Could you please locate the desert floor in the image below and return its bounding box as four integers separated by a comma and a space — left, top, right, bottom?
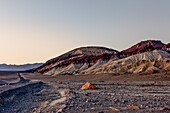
0, 72, 170, 113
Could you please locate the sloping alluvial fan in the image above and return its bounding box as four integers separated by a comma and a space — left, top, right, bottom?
33, 40, 170, 76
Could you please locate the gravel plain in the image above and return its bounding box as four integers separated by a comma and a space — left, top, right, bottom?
0, 73, 170, 113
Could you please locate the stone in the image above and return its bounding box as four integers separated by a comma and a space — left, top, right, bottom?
85, 93, 89, 96
98, 111, 104, 113
81, 82, 98, 89
160, 107, 170, 110
122, 100, 128, 104
140, 105, 143, 109
91, 107, 95, 110
109, 107, 120, 111
86, 99, 89, 103
57, 81, 62, 84
57, 108, 63, 113
128, 106, 140, 110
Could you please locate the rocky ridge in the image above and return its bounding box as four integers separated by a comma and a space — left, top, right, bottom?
32, 40, 170, 75
85, 50, 170, 74
32, 47, 118, 74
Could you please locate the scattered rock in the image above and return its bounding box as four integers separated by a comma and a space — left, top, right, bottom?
85, 93, 89, 96
140, 105, 143, 109
1, 80, 169, 113
57, 108, 63, 113
91, 107, 95, 110
160, 107, 170, 110
122, 100, 128, 103
85, 99, 89, 103
128, 106, 140, 110
57, 81, 62, 84
81, 82, 98, 89
109, 107, 120, 111
98, 111, 104, 113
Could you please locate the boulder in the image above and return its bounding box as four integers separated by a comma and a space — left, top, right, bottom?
81, 82, 98, 89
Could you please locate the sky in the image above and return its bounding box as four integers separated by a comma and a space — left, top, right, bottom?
0, 0, 170, 64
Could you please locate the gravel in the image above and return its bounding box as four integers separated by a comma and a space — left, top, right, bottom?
0, 80, 170, 113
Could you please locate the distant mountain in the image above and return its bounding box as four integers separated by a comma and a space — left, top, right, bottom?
0, 63, 43, 71
32, 40, 170, 75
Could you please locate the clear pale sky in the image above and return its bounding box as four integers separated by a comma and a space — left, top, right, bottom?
0, 0, 170, 64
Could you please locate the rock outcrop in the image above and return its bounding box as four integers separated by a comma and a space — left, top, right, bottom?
85, 50, 170, 74
32, 47, 118, 75
32, 40, 170, 75
163, 43, 170, 50
117, 40, 165, 57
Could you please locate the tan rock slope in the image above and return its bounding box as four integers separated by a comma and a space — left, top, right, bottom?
85, 50, 170, 74
43, 50, 170, 76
